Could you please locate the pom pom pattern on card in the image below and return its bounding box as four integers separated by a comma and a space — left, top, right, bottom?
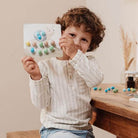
24, 24, 62, 58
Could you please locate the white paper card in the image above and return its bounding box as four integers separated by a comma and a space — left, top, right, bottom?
23, 24, 62, 59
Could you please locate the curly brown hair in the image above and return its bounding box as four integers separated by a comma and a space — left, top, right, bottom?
56, 7, 105, 51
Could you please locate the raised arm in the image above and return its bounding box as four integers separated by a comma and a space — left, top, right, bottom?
21, 56, 51, 109
69, 50, 104, 87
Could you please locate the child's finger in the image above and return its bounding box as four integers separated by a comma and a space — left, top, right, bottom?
25, 61, 35, 68
61, 47, 66, 53
59, 36, 67, 43
59, 40, 68, 48
60, 33, 72, 41
21, 56, 33, 61
22, 56, 35, 65
59, 43, 68, 50
28, 64, 35, 70
24, 56, 34, 63
60, 45, 64, 50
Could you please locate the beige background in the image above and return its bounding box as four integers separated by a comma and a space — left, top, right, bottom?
87, 0, 138, 83
0, 0, 137, 138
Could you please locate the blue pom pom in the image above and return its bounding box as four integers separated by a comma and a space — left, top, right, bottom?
37, 35, 42, 40
30, 47, 35, 53
111, 86, 115, 90
105, 89, 108, 93
93, 87, 97, 91
41, 31, 46, 36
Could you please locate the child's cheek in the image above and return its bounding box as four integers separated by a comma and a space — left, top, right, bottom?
82, 45, 89, 53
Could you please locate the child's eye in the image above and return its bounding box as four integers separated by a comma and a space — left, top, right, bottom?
82, 38, 88, 42
69, 33, 75, 37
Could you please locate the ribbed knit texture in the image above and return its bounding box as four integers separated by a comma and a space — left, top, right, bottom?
29, 50, 103, 130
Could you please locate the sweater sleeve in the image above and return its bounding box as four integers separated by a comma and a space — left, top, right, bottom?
29, 60, 51, 109
69, 50, 104, 88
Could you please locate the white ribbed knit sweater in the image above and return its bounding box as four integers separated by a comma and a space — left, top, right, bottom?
29, 50, 103, 130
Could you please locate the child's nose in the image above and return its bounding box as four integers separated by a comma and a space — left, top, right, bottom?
74, 38, 80, 46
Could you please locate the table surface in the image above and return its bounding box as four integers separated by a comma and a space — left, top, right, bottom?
91, 83, 138, 122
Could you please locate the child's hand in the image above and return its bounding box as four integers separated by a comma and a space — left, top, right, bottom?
59, 34, 80, 59
21, 56, 42, 80
88, 111, 97, 125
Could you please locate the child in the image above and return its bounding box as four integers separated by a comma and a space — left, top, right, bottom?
22, 7, 105, 138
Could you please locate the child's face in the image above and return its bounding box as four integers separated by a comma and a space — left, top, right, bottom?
62, 24, 92, 53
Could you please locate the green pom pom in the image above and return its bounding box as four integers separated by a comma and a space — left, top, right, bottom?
113, 89, 118, 93
38, 50, 42, 56
44, 49, 49, 54
132, 88, 136, 92
49, 46, 54, 52
99, 87, 102, 91
39, 42, 43, 48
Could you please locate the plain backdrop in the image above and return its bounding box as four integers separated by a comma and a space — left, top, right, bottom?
0, 0, 137, 138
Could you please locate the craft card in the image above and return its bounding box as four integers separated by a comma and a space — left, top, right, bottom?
23, 24, 62, 58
